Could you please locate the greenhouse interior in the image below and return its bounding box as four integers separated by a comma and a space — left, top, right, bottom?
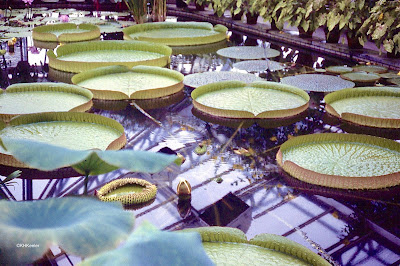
0, 0, 400, 265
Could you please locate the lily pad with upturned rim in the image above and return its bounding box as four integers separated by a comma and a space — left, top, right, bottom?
340, 72, 381, 86
325, 66, 353, 75
32, 23, 100, 43
97, 178, 157, 205
183, 71, 263, 88
0, 112, 126, 169
276, 133, 400, 189
216, 46, 280, 60
0, 197, 135, 264
47, 40, 172, 73
280, 74, 355, 92
191, 80, 309, 119
181, 226, 331, 265
71, 65, 184, 100
352, 64, 388, 74
324, 86, 400, 129
123, 22, 228, 46
0, 83, 93, 122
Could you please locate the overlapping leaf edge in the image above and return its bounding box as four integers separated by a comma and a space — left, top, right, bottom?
0, 83, 93, 122
324, 86, 400, 129
97, 178, 157, 205
181, 227, 331, 266
32, 23, 100, 42
276, 133, 400, 189
48, 40, 172, 73
191, 80, 309, 119
123, 22, 228, 46
0, 112, 126, 168
71, 65, 184, 100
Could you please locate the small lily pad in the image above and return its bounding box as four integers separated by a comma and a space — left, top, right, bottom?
97, 178, 157, 205
232, 60, 286, 72
352, 64, 388, 74
280, 74, 355, 92
325, 66, 353, 75
72, 65, 184, 100
217, 46, 280, 59
340, 72, 380, 86
276, 133, 400, 189
183, 71, 262, 88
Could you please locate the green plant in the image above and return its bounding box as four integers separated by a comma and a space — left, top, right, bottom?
251, 0, 282, 29
273, 0, 328, 34
115, 0, 148, 24
0, 170, 20, 199
360, 0, 400, 55
326, 0, 371, 39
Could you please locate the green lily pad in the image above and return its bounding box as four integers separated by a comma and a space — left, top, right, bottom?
32, 23, 100, 43
191, 80, 309, 118
216, 46, 280, 59
123, 22, 228, 46
352, 64, 388, 74
388, 78, 400, 87
71, 65, 184, 100
232, 60, 286, 72
0, 112, 126, 168
280, 74, 355, 92
183, 71, 262, 88
325, 66, 353, 75
379, 72, 400, 79
276, 133, 400, 189
0, 197, 135, 264
324, 86, 400, 129
0, 83, 93, 121
340, 72, 381, 86
80, 222, 214, 265
182, 227, 330, 265
48, 40, 172, 73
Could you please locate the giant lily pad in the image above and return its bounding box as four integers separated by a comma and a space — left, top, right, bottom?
1, 138, 177, 177
325, 66, 353, 75
123, 22, 228, 46
216, 46, 280, 60
183, 71, 262, 88
232, 60, 286, 72
0, 83, 93, 122
191, 80, 309, 119
47, 40, 172, 73
182, 227, 330, 265
0, 112, 126, 169
324, 86, 400, 129
0, 197, 135, 264
340, 72, 380, 86
280, 74, 355, 92
97, 178, 157, 205
276, 133, 400, 189
352, 64, 388, 74
71, 65, 184, 100
32, 23, 100, 43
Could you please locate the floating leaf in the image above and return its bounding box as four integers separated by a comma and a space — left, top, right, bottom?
325, 66, 353, 75
352, 65, 388, 74
32, 23, 100, 43
217, 46, 280, 60
340, 72, 380, 86
280, 74, 355, 92
123, 22, 228, 46
0, 197, 135, 264
232, 60, 286, 72
80, 222, 214, 265
276, 133, 400, 189
183, 71, 262, 88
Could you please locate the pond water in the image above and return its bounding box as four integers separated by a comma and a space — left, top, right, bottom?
1, 10, 400, 266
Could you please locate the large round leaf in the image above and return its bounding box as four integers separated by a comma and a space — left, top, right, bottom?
280, 74, 355, 92
191, 80, 309, 119
324, 86, 400, 129
123, 22, 228, 46
0, 112, 126, 169
181, 227, 331, 266
183, 71, 262, 88
216, 46, 280, 59
352, 64, 388, 74
80, 222, 214, 265
276, 133, 400, 189
232, 60, 286, 72
48, 40, 172, 73
0, 83, 93, 122
71, 65, 184, 100
32, 23, 100, 43
0, 197, 135, 264
340, 72, 380, 86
